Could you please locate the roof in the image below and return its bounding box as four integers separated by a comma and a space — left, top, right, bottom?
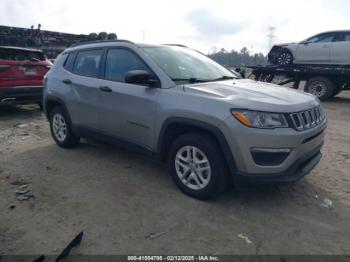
0, 46, 43, 52
136, 43, 163, 48
318, 30, 350, 34
137, 43, 188, 48
64, 40, 189, 54
70, 39, 134, 47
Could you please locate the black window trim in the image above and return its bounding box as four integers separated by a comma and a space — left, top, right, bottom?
71, 48, 106, 79
101, 46, 161, 88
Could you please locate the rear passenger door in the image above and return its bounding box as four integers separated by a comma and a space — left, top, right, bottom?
97, 48, 159, 149
330, 32, 350, 64
67, 48, 104, 130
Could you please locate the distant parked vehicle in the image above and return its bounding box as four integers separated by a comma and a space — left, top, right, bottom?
268, 30, 350, 65
0, 46, 52, 106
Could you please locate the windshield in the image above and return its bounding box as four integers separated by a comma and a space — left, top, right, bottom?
142, 45, 240, 82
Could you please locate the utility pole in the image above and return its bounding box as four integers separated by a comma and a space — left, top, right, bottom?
142, 31, 145, 43
267, 26, 276, 52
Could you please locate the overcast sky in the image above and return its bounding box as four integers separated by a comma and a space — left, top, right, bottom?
1, 0, 349, 54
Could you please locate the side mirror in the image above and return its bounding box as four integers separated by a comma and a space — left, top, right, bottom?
125, 70, 158, 87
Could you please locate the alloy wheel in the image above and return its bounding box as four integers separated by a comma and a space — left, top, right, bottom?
277, 52, 292, 65
52, 113, 67, 142
175, 146, 211, 190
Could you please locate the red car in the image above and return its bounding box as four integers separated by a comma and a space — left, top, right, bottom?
0, 46, 52, 106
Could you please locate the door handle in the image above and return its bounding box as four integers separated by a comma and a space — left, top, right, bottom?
99, 86, 112, 92
62, 79, 72, 84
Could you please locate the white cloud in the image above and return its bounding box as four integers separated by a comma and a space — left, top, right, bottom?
185, 8, 242, 38
1, 0, 349, 54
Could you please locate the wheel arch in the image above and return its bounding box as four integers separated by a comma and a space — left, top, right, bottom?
44, 96, 75, 131
157, 117, 238, 175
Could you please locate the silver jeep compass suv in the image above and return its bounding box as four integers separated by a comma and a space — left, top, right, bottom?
43, 40, 326, 199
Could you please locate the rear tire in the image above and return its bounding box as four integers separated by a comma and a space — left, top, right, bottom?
168, 133, 228, 200
49, 106, 80, 148
304, 77, 334, 101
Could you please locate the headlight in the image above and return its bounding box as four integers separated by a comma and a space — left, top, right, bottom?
231, 110, 288, 129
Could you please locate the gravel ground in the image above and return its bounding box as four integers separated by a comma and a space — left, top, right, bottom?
0, 91, 349, 256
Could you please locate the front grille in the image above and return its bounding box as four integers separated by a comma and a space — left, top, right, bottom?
289, 106, 326, 131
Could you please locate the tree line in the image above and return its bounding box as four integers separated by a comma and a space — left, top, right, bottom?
208, 47, 267, 67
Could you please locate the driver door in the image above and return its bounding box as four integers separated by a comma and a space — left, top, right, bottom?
296, 33, 335, 64
97, 48, 159, 149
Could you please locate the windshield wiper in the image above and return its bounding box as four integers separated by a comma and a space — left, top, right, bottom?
172, 75, 238, 83
211, 76, 237, 81
171, 78, 210, 83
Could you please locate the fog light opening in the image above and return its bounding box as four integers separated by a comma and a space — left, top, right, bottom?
251, 148, 291, 166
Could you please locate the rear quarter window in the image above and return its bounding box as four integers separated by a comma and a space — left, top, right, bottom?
63, 52, 77, 72
73, 49, 103, 78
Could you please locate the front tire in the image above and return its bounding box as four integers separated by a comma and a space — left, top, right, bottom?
49, 106, 80, 148
168, 133, 228, 200
276, 50, 293, 65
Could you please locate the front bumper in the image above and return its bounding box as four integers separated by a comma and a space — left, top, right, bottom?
220, 115, 326, 184
0, 86, 43, 104
234, 144, 322, 186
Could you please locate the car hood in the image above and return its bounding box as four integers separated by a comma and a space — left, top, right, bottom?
183, 79, 319, 113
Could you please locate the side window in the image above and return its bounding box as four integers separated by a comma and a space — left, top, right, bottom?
345, 33, 350, 42
73, 49, 103, 78
333, 33, 344, 42
307, 33, 335, 43
316, 34, 335, 43
105, 48, 151, 82
63, 52, 76, 72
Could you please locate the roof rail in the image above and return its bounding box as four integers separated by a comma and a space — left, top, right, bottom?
70, 39, 134, 48
163, 44, 188, 48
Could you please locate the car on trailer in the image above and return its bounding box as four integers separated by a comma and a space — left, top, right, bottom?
0, 46, 52, 107
268, 30, 350, 66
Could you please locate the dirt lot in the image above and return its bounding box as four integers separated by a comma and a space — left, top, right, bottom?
0, 91, 350, 256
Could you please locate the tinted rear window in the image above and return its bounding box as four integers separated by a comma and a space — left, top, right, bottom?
73, 49, 103, 78
0, 48, 45, 61
63, 52, 76, 71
